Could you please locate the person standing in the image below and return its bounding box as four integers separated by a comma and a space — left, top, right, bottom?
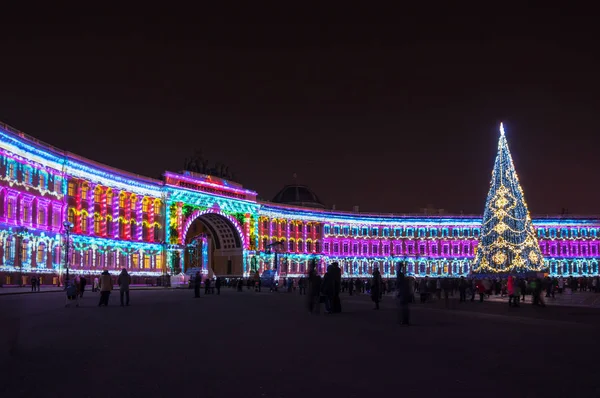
215, 277, 221, 295
79, 276, 87, 298
371, 268, 382, 310
98, 270, 113, 307
117, 268, 131, 307
93, 276, 99, 293
31, 276, 37, 292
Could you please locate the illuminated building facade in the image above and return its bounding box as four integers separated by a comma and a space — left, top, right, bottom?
0, 121, 599, 285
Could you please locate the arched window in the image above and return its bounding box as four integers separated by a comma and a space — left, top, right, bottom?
94, 186, 102, 203
106, 189, 113, 206
297, 240, 303, 251
81, 183, 89, 200
142, 197, 150, 212
289, 240, 295, 252
306, 241, 312, 252
315, 241, 321, 253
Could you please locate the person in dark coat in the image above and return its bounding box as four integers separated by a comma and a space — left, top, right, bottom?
215, 277, 221, 295
322, 266, 335, 314
371, 268, 382, 310
194, 272, 201, 298
396, 271, 410, 326
79, 276, 87, 298
331, 262, 342, 313
307, 262, 322, 314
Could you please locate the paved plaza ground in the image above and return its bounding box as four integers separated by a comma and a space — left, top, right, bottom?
1, 287, 600, 397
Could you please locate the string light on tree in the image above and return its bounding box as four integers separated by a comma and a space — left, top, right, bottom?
472, 123, 545, 274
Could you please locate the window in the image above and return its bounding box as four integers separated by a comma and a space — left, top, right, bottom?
306, 241, 312, 252
315, 225, 320, 234
154, 200, 162, 215
342, 227, 349, 235
8, 163, 16, 179
24, 169, 30, 184
81, 184, 89, 200
263, 220, 268, 229
372, 228, 378, 236
130, 196, 137, 210
132, 253, 139, 268
142, 199, 149, 212
68, 182, 76, 197
351, 227, 358, 236
315, 241, 321, 252
383, 228, 389, 237
23, 205, 30, 223
289, 241, 295, 251
21, 240, 28, 264
333, 226, 340, 235
144, 255, 151, 269
383, 245, 390, 255
343, 243, 349, 253
54, 178, 62, 194
94, 216, 101, 235
372, 244, 378, 255
68, 209, 75, 225
353, 243, 358, 254
155, 254, 163, 270
52, 209, 60, 227
153, 227, 160, 242
298, 224, 303, 233
81, 216, 88, 233
37, 244, 45, 264
362, 244, 368, 254
37, 208, 46, 225
298, 241, 303, 251
333, 243, 339, 253
94, 188, 102, 203
7, 198, 15, 219
322, 242, 329, 253
39, 173, 45, 189
119, 194, 126, 208
131, 223, 137, 239
306, 225, 311, 234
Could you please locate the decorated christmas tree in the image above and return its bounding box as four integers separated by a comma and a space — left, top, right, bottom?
472, 123, 545, 274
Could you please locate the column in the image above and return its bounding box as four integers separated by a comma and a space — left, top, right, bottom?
87, 183, 96, 236
112, 190, 121, 239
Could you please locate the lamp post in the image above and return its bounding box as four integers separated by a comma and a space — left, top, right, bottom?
15, 226, 29, 286
63, 221, 74, 284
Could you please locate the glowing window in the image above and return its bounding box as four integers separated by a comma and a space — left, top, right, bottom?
81, 185, 89, 200
81, 216, 88, 233
143, 255, 150, 269
37, 209, 45, 225
68, 182, 76, 197
39, 173, 45, 189
132, 253, 139, 268
37, 244, 45, 264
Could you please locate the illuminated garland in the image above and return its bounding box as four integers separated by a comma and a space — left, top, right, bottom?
472, 124, 545, 274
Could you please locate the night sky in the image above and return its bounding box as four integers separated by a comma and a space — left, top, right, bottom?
1, 8, 599, 215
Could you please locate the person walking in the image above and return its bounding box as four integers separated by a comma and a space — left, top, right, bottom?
117, 268, 131, 307
79, 276, 87, 298
98, 270, 113, 307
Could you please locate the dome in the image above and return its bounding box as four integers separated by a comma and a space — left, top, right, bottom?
271, 185, 325, 209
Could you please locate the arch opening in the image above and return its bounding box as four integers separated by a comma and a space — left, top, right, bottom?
183, 212, 244, 277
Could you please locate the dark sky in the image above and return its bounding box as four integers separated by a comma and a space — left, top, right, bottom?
1, 7, 599, 215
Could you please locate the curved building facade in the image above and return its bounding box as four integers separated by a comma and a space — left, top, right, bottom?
0, 121, 598, 285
